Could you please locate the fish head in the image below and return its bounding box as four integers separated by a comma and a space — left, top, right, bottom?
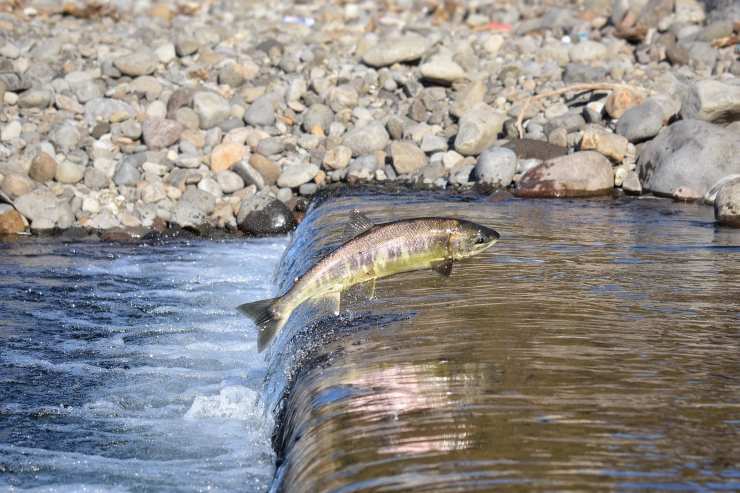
450, 220, 500, 258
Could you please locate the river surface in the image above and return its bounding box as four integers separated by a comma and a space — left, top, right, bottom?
1, 191, 739, 493
0, 236, 287, 492
265, 191, 740, 492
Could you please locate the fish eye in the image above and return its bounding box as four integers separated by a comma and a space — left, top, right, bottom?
475, 234, 488, 244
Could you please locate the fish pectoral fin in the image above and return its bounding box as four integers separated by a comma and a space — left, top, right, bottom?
343, 279, 377, 303
342, 209, 374, 242
431, 258, 453, 277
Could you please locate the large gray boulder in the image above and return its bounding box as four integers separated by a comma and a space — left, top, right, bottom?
637, 120, 740, 198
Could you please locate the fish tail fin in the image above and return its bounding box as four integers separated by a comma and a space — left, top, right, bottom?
237, 297, 283, 352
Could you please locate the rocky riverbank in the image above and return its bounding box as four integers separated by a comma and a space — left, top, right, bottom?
0, 0, 739, 237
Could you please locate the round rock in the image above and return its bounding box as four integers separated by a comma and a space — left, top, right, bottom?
516, 151, 614, 198
474, 147, 517, 188
714, 180, 740, 227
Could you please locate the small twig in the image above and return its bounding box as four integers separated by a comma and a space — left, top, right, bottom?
515, 83, 648, 139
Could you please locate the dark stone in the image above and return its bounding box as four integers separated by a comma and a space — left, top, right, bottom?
238, 199, 295, 236
503, 138, 568, 161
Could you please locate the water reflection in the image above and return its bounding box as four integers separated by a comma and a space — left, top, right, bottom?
267, 191, 740, 492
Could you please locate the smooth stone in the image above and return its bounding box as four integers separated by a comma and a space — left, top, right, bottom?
302, 104, 334, 134
637, 120, 740, 198
216, 170, 245, 193
198, 177, 223, 198
474, 147, 517, 188
362, 34, 430, 67
563, 64, 608, 83
714, 181, 740, 227
113, 159, 141, 186
454, 103, 506, 156
255, 137, 285, 156
323, 145, 352, 170
51, 122, 81, 151
0, 204, 26, 234
390, 141, 428, 175
516, 151, 614, 198
114, 52, 158, 77
568, 40, 607, 63
616, 101, 665, 143
83, 168, 108, 190
277, 164, 319, 188
18, 89, 51, 108
1, 120, 22, 142
14, 190, 73, 230
421, 135, 447, 153
55, 161, 85, 184
142, 118, 183, 149
244, 95, 276, 126
1, 173, 34, 199
420, 56, 466, 84
193, 91, 231, 129
580, 127, 629, 162
249, 154, 280, 185
29, 152, 57, 182
342, 122, 390, 157
84, 98, 135, 126
681, 80, 740, 124
210, 143, 247, 172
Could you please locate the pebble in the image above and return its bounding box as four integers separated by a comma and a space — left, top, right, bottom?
420, 56, 466, 84
114, 52, 158, 77
1, 173, 35, 199
323, 145, 352, 170
343, 122, 390, 157
277, 163, 319, 188
0, 204, 26, 234
1, 121, 22, 142
55, 161, 85, 184
29, 152, 57, 182
249, 154, 280, 185
142, 118, 183, 149
210, 143, 247, 172
454, 103, 506, 156
193, 91, 231, 129
113, 159, 141, 187
390, 141, 428, 175
568, 40, 607, 63
18, 89, 51, 108
362, 34, 430, 67
244, 95, 276, 126
303, 104, 334, 134
216, 170, 245, 193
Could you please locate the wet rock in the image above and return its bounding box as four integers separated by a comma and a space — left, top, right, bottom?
29, 152, 57, 182
474, 147, 517, 188
503, 139, 568, 161
681, 80, 740, 124
638, 120, 740, 197
454, 103, 506, 156
390, 141, 427, 175
516, 151, 614, 198
277, 163, 319, 188
616, 100, 665, 143
193, 91, 231, 129
142, 118, 183, 149
55, 161, 85, 184
580, 126, 629, 162
714, 181, 740, 227
343, 122, 390, 156
237, 193, 294, 235
0, 204, 26, 234
114, 52, 158, 77
362, 34, 430, 67
211, 143, 247, 172
1, 173, 34, 199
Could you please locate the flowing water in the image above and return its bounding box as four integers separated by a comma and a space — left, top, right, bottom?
0, 237, 287, 492
263, 191, 740, 492
1, 191, 739, 493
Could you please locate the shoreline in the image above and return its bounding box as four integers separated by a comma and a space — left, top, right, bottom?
1, 0, 740, 236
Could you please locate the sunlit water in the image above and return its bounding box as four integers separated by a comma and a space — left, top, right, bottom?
0, 237, 288, 492
264, 191, 740, 492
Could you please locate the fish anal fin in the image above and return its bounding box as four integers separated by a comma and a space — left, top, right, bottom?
342, 209, 374, 242
431, 258, 453, 277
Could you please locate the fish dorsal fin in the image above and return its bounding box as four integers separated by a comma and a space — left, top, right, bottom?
431, 258, 453, 277
342, 209, 374, 242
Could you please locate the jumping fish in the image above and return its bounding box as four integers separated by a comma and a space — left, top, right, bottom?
238, 210, 500, 352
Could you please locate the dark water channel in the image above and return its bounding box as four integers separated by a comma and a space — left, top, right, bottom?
265, 191, 740, 492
